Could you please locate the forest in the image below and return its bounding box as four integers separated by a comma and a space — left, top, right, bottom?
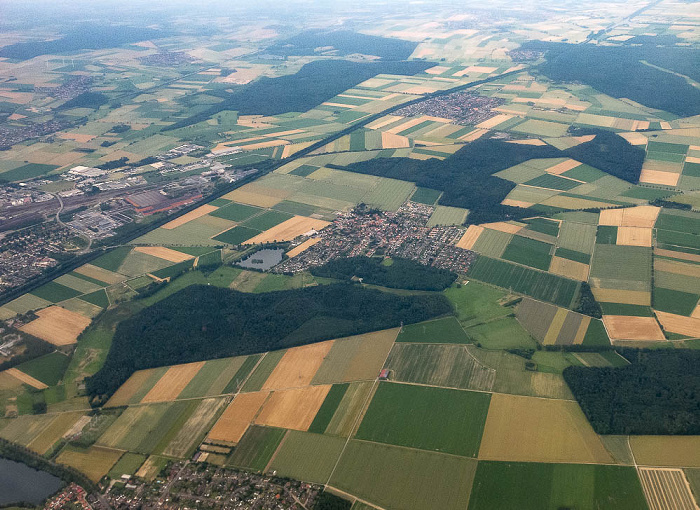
86, 283, 451, 399
164, 59, 432, 129
563, 349, 700, 435
525, 41, 700, 117
0, 25, 167, 60
339, 132, 644, 223
309, 256, 457, 291
264, 30, 418, 60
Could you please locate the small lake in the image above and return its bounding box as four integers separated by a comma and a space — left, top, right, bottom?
0, 457, 64, 505
236, 248, 284, 271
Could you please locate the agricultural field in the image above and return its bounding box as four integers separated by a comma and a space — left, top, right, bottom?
266, 431, 345, 483
355, 382, 491, 457
468, 462, 648, 510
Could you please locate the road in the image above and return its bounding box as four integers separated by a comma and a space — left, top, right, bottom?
53, 193, 92, 254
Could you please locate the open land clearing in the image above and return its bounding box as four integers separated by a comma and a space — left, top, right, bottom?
141, 362, 205, 403
602, 315, 666, 341
162, 204, 218, 229
207, 391, 269, 445
312, 329, 398, 384
20, 306, 92, 345
638, 468, 699, 510
477, 393, 613, 464
255, 385, 331, 431
631, 436, 700, 468
133, 246, 195, 263
261, 341, 334, 390
242, 216, 330, 244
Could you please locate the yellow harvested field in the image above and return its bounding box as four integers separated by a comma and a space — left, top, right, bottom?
655, 249, 700, 264
134, 246, 194, 263
549, 256, 590, 281
136, 455, 166, 481
631, 436, 700, 468
56, 446, 123, 483
599, 206, 660, 228
573, 316, 592, 345
501, 198, 534, 208
545, 159, 581, 175
655, 311, 700, 338
74, 264, 124, 284
617, 226, 652, 247
106, 368, 160, 408
162, 205, 218, 229
141, 362, 205, 403
20, 306, 91, 346
58, 133, 96, 143
381, 132, 411, 148
403, 86, 438, 95
28, 412, 84, 455
262, 341, 334, 390
619, 132, 649, 145
286, 238, 321, 258
476, 114, 514, 130
639, 169, 680, 186
367, 115, 403, 130
602, 315, 665, 342
543, 195, 612, 210
386, 116, 429, 134
654, 259, 700, 278
638, 468, 699, 510
687, 156, 700, 164
481, 222, 523, 234
206, 391, 269, 445
5, 368, 48, 390
0, 371, 23, 390
505, 139, 547, 146
459, 128, 488, 142
255, 385, 331, 431
241, 140, 290, 151
543, 309, 568, 345
456, 225, 484, 250
425, 65, 451, 74
222, 188, 286, 208
243, 216, 330, 244
591, 287, 651, 305
478, 394, 613, 464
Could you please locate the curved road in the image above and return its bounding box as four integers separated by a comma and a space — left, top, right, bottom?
53, 193, 92, 254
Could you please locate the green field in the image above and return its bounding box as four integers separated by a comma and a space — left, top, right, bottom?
384, 343, 495, 391
241, 351, 285, 392
467, 462, 648, 510
0, 163, 59, 182
426, 205, 468, 227
396, 317, 469, 344
266, 431, 345, 483
242, 210, 294, 231
329, 440, 477, 510
209, 202, 262, 222
655, 210, 700, 234
524, 173, 581, 191
410, 187, 441, 205
308, 383, 349, 434
91, 247, 132, 272
557, 222, 596, 254
81, 289, 110, 308
177, 357, 247, 399
596, 225, 618, 244
444, 282, 510, 327
472, 229, 513, 258
212, 226, 260, 245
653, 287, 699, 316
501, 235, 553, 271
30, 281, 82, 303
228, 425, 287, 472
108, 452, 147, 479
222, 355, 262, 394
590, 245, 651, 289
355, 382, 490, 457
523, 218, 560, 236
16, 351, 70, 386
467, 256, 579, 308
465, 317, 537, 350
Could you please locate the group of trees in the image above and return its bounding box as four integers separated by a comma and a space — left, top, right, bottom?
87, 283, 452, 399
563, 349, 700, 435
309, 256, 457, 291
573, 282, 602, 318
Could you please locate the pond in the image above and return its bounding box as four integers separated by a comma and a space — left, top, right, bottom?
236, 248, 284, 271
0, 457, 64, 505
